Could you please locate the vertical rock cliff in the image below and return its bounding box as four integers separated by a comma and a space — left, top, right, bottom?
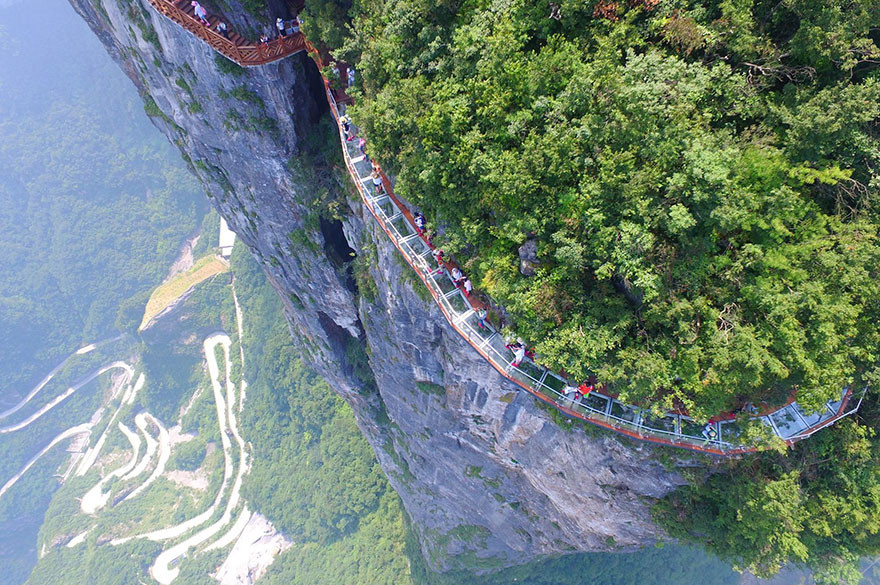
68, 0, 686, 570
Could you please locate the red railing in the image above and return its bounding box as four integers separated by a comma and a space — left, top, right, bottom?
145, 0, 306, 66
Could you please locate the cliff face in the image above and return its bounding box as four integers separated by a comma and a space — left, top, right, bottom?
68, 0, 686, 570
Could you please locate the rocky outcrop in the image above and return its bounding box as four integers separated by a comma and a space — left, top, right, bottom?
68, 0, 686, 571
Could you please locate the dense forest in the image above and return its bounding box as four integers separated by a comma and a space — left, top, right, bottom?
298, 0, 880, 581
303, 0, 880, 420
0, 0, 206, 398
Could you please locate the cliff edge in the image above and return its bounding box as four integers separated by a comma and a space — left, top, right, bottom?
67, 0, 686, 570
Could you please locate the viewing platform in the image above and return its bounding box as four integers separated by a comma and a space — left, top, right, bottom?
143, 2, 864, 455
144, 0, 306, 66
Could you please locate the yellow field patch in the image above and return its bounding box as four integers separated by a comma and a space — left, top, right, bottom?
139, 256, 229, 330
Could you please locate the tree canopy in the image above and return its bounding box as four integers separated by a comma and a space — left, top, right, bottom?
301, 0, 880, 419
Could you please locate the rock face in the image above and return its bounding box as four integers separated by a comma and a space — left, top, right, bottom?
68, 0, 686, 571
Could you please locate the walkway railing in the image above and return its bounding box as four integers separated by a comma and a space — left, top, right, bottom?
139, 3, 864, 455
144, 0, 305, 66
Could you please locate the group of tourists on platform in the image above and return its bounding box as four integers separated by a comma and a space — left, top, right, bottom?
186, 2, 301, 47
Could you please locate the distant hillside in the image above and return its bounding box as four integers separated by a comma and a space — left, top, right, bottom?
0, 0, 206, 401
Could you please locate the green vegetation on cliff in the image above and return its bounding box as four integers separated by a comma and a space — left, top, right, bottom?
303, 0, 880, 421
655, 397, 880, 583
233, 245, 414, 585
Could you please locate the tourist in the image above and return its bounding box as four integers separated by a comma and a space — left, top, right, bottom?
276, 17, 286, 37
578, 382, 593, 396
371, 171, 384, 196
347, 66, 355, 87
701, 423, 718, 442
216, 21, 228, 38
451, 266, 464, 285
191, 1, 210, 26
259, 34, 269, 45
358, 137, 368, 160
414, 212, 426, 233
463, 278, 473, 296
432, 249, 445, 275
291, 17, 301, 34
511, 344, 526, 368
340, 115, 354, 141
477, 307, 489, 329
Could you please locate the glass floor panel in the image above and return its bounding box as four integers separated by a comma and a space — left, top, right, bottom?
507, 365, 540, 388
719, 420, 745, 444
610, 401, 639, 423
542, 373, 568, 394
770, 405, 809, 439
463, 312, 495, 343
344, 139, 361, 158
407, 237, 430, 257
516, 360, 544, 385
642, 413, 678, 434
364, 182, 384, 198
376, 199, 396, 218
353, 157, 373, 177
583, 392, 610, 414
794, 404, 825, 427
391, 216, 414, 238
431, 272, 457, 295
484, 334, 515, 364
680, 418, 708, 441
825, 389, 847, 414
570, 401, 598, 420
446, 291, 470, 315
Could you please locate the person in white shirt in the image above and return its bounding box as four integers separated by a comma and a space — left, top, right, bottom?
371, 171, 384, 195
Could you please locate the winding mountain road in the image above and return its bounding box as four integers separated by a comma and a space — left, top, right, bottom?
149, 333, 248, 585
76, 366, 138, 477
0, 362, 133, 435
124, 413, 170, 501
0, 336, 122, 421
0, 424, 92, 500
80, 422, 142, 514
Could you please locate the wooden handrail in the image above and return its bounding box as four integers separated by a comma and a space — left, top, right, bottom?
144, 0, 306, 66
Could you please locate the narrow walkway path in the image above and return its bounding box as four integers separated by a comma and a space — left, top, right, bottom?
144, 0, 305, 66
302, 41, 861, 455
